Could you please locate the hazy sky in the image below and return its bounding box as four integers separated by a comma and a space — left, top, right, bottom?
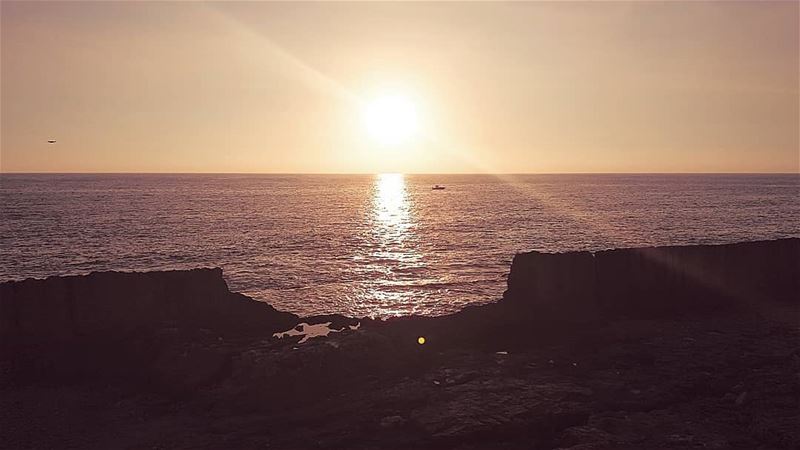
1, 1, 798, 173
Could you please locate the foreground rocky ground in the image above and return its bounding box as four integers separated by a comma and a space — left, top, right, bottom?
1, 239, 798, 449
3, 306, 798, 450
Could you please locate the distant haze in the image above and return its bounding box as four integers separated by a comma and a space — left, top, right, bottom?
1, 1, 798, 173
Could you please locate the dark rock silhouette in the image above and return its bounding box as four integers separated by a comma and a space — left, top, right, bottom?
0, 268, 298, 338
1, 239, 798, 449
0, 268, 298, 388
503, 238, 800, 318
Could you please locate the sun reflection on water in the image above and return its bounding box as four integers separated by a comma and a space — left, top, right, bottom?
364, 173, 425, 316
374, 173, 412, 239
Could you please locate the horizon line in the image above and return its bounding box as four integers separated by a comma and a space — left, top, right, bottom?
0, 171, 798, 176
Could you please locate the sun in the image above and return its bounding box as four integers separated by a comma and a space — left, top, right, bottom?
362, 94, 419, 146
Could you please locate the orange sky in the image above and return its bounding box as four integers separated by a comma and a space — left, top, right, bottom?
1, 1, 798, 173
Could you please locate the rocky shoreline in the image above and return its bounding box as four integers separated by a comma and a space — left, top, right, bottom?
1, 239, 798, 449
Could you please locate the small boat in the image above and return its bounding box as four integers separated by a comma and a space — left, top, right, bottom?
47, 139, 56, 144
432, 185, 446, 190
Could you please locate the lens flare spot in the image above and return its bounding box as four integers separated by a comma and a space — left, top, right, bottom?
417, 336, 426, 345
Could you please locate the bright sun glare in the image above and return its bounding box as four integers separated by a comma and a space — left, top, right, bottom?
362, 94, 419, 146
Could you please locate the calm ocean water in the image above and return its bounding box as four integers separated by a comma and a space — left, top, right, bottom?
1, 174, 798, 317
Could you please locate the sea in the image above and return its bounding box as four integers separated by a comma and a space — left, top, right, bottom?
1, 173, 798, 317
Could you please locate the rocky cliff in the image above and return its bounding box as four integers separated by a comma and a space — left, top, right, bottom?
0, 268, 298, 339
2, 239, 796, 342
503, 238, 799, 319
0, 268, 300, 389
